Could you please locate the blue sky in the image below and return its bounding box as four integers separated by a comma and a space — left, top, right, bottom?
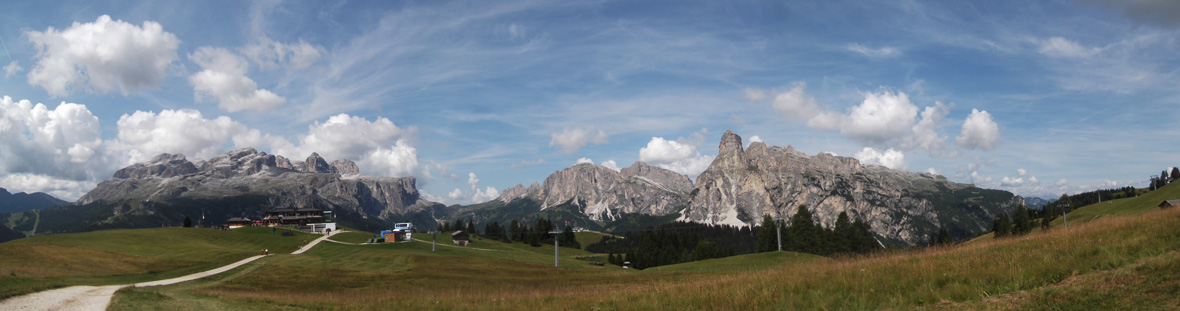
1, 0, 1178, 203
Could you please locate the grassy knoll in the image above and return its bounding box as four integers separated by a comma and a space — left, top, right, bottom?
326, 230, 375, 244
1053, 181, 1180, 226
107, 206, 1180, 310
0, 227, 311, 299
574, 231, 615, 250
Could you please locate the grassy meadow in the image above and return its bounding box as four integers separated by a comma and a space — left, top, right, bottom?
0, 226, 312, 299
5, 185, 1180, 309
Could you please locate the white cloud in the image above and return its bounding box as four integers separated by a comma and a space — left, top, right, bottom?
357, 141, 423, 178
188, 47, 286, 112
576, 158, 594, 165
927, 167, 940, 175
1055, 179, 1069, 187
970, 171, 993, 185
25, 15, 180, 96
273, 113, 416, 163
4, 61, 21, 78
0, 173, 96, 202
1001, 176, 1025, 187
638, 136, 714, 177
601, 160, 620, 172
1029, 176, 1040, 185
0, 96, 104, 181
109, 109, 252, 165
467, 172, 480, 191
771, 82, 821, 120
448, 188, 463, 199
549, 127, 607, 154
846, 43, 901, 58
748, 135, 763, 143
241, 37, 323, 70
956, 109, 1001, 150
472, 186, 500, 203
841, 91, 920, 148
1017, 168, 1028, 177
910, 102, 949, 153
854, 147, 907, 170
1038, 37, 1100, 58
639, 137, 698, 163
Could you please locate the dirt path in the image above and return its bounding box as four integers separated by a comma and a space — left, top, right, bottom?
0, 230, 341, 310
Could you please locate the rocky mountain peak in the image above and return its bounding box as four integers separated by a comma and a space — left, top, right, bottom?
113, 153, 198, 179
331, 159, 361, 176
304, 153, 333, 174
621, 161, 693, 193
719, 130, 744, 155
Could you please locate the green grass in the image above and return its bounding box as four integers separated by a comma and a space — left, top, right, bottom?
652, 251, 826, 273
327, 230, 375, 244
1053, 181, 1180, 226
573, 231, 615, 251
0, 227, 311, 299
15, 188, 1180, 310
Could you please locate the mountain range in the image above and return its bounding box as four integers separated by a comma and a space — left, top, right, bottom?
0, 188, 67, 214
455, 131, 1023, 246
2, 130, 1023, 246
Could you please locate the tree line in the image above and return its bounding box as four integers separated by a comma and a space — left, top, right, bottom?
438, 218, 580, 249
588, 221, 755, 270
589, 205, 881, 270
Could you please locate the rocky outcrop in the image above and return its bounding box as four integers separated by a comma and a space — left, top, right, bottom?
78, 148, 432, 223
331, 159, 361, 176
303, 153, 333, 174
113, 153, 199, 179
496, 162, 692, 221
682, 130, 1022, 245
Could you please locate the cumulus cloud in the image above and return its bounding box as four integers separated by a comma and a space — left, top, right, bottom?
4, 61, 20, 78
549, 127, 607, 154
956, 109, 1001, 150
1001, 176, 1024, 187
1017, 168, 1028, 177
854, 147, 907, 170
576, 158, 594, 165
109, 109, 253, 165
927, 167, 940, 176
0, 96, 104, 181
273, 114, 416, 162
1055, 179, 1068, 187
638, 137, 714, 177
188, 47, 286, 112
1029, 176, 1040, 185
472, 186, 500, 203
771, 82, 821, 120
846, 43, 901, 58
1038, 37, 1101, 58
748, 135, 763, 143
358, 141, 422, 178
461, 172, 499, 203
25, 15, 180, 96
601, 160, 620, 172
241, 37, 323, 70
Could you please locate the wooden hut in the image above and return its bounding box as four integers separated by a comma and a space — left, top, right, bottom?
452, 231, 470, 246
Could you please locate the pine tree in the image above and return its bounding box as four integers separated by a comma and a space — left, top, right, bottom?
1013, 205, 1032, 235
183, 216, 192, 228
1172, 167, 1179, 183
756, 215, 777, 252
833, 212, 853, 254
993, 213, 1011, 238
789, 205, 817, 253
937, 227, 953, 245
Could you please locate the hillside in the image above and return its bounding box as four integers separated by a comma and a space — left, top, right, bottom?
0, 227, 312, 299
0, 188, 67, 213
0, 197, 1168, 309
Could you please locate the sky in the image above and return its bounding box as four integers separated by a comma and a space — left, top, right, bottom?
1, 0, 1178, 204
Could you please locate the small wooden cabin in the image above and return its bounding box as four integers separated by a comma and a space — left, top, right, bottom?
452, 231, 470, 246
226, 217, 254, 229
1160, 200, 1180, 210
